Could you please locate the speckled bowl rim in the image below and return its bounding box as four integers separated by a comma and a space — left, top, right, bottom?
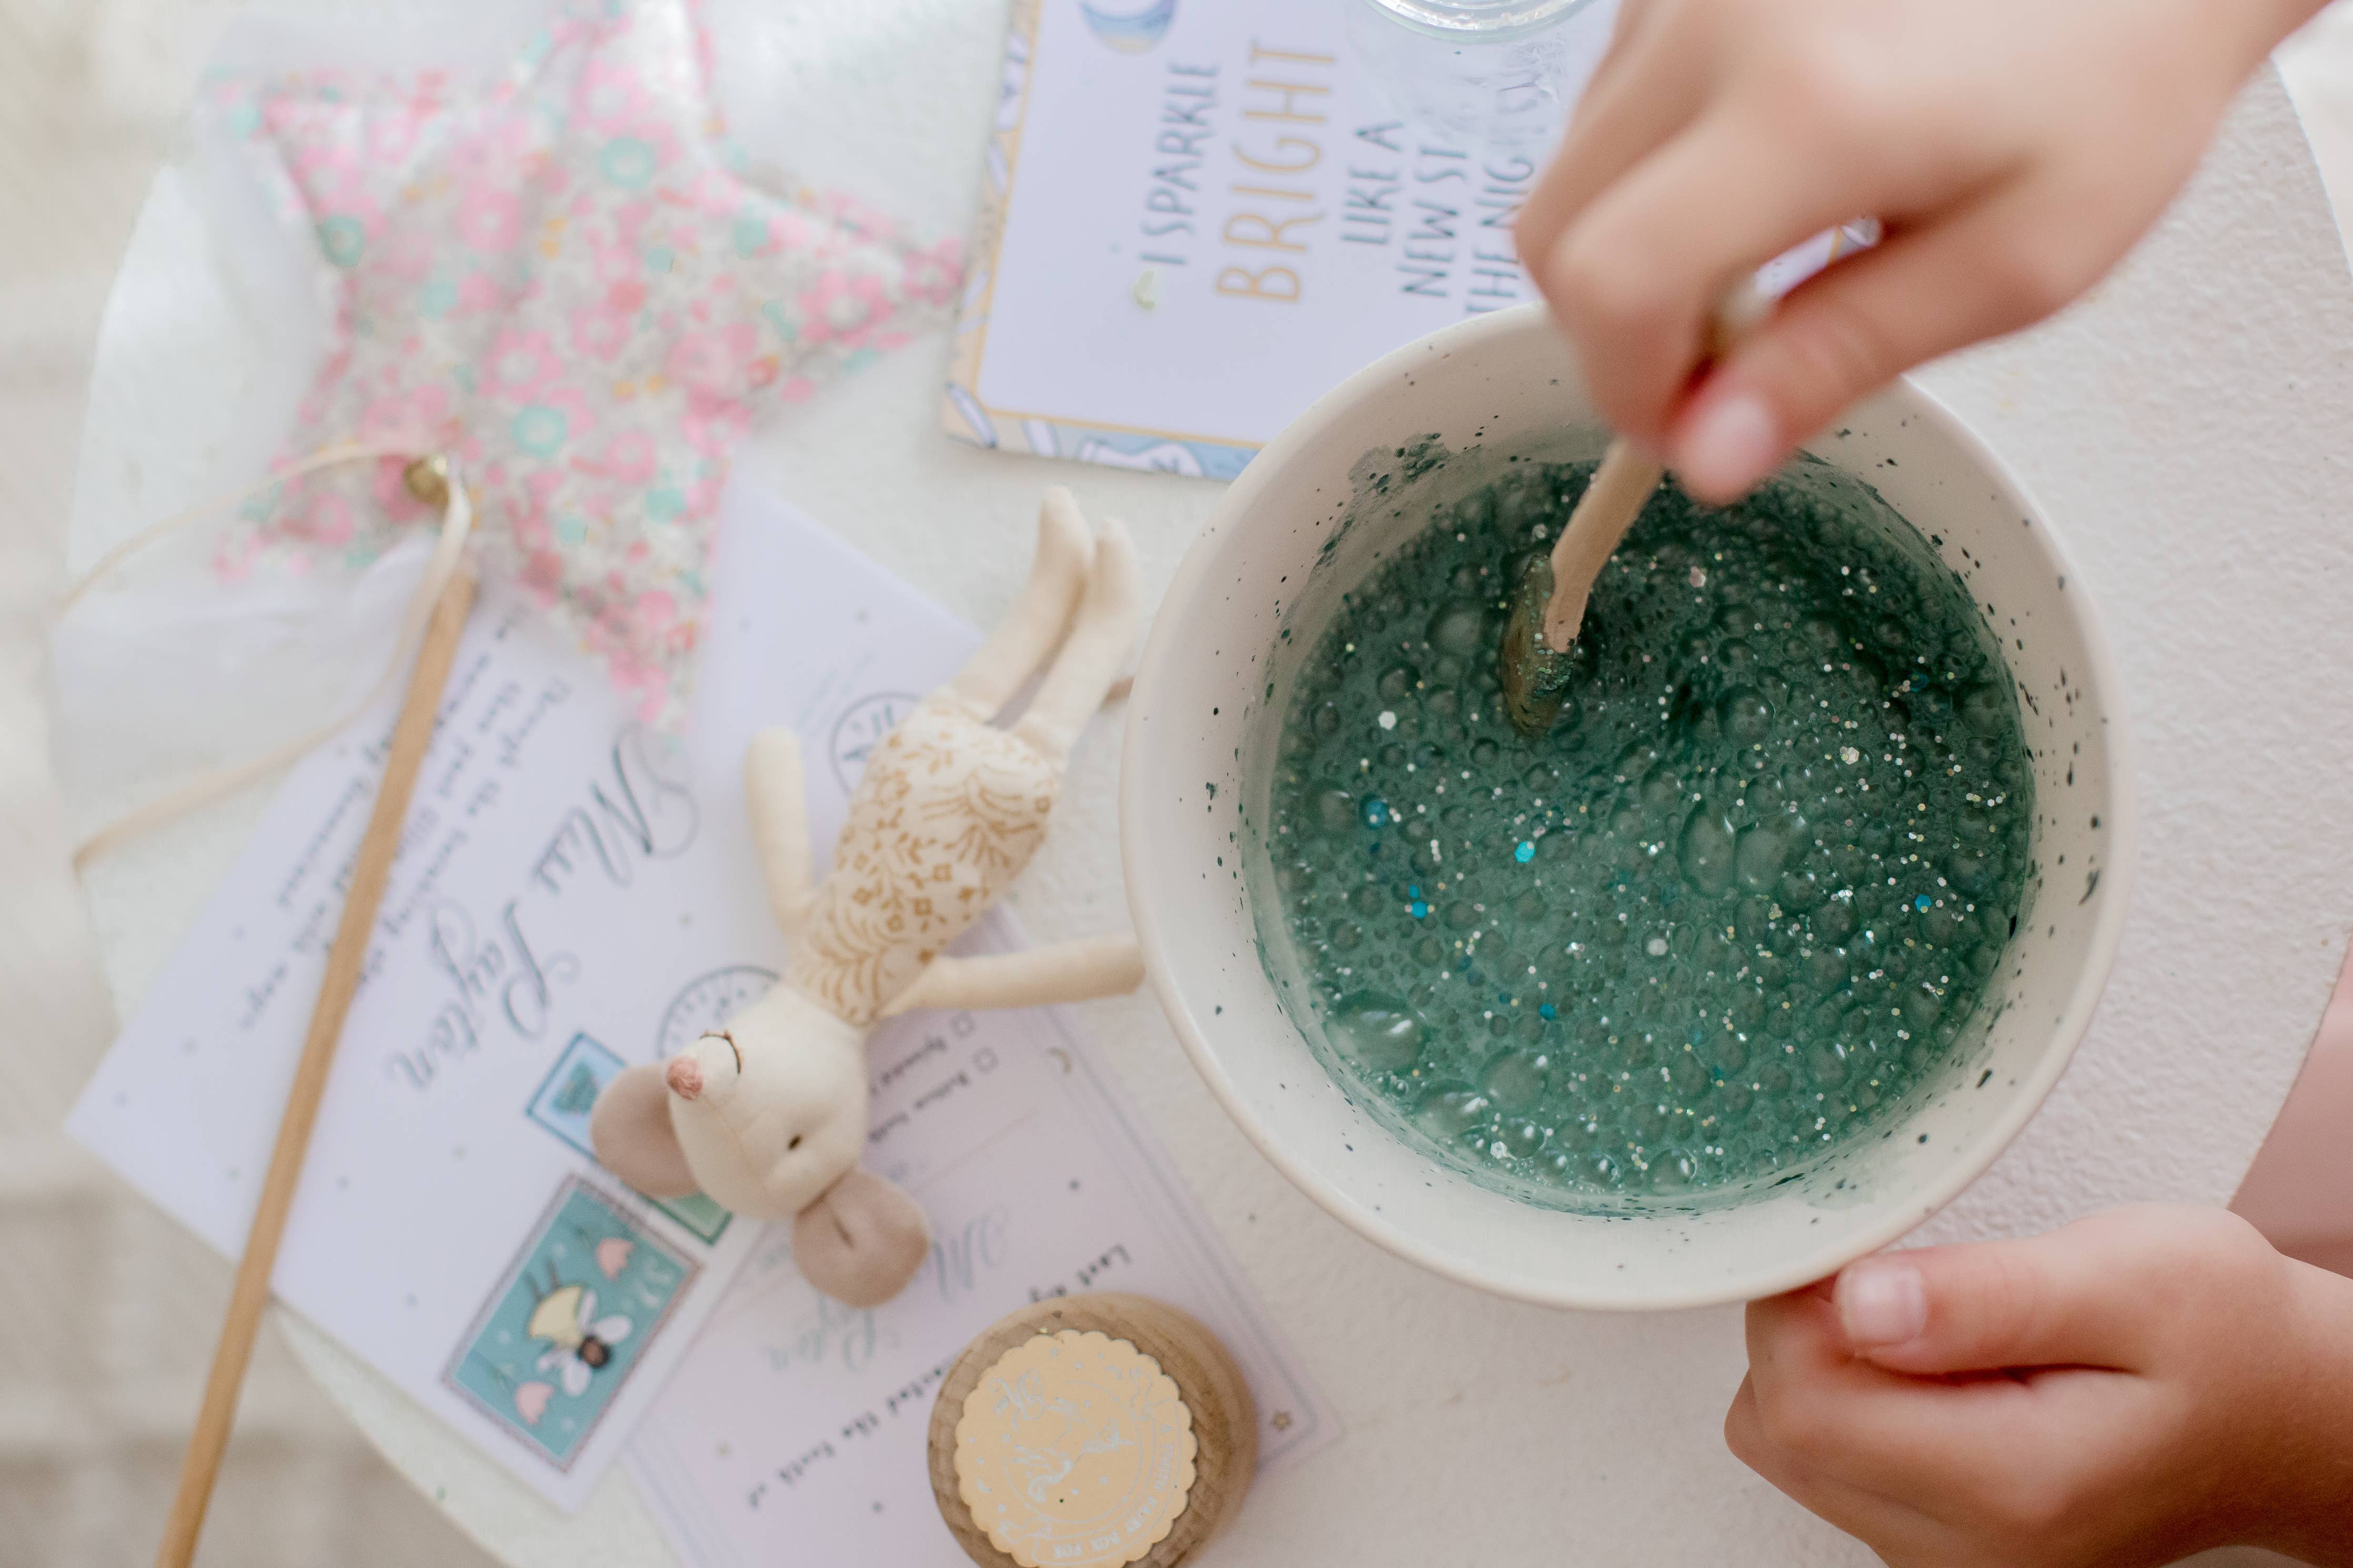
1122, 302, 2138, 1311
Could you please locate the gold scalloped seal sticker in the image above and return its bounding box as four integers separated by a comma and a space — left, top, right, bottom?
954, 1329, 1198, 1567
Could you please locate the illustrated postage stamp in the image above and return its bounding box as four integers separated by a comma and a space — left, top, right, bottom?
444, 1175, 698, 1469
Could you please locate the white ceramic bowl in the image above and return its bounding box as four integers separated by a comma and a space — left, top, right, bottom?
1121, 304, 2136, 1310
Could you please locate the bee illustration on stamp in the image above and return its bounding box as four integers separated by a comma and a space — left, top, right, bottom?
525, 1261, 636, 1398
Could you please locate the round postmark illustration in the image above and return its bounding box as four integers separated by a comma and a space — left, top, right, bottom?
653, 965, 778, 1057
828, 690, 921, 793
954, 1330, 1197, 1568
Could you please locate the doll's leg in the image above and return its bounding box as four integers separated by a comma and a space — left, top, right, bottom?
1010, 519, 1139, 760
745, 728, 817, 940
946, 487, 1093, 714
878, 936, 1144, 1017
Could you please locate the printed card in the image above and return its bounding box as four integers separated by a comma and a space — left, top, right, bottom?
944, 0, 1619, 476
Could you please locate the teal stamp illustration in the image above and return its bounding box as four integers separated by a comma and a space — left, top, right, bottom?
526, 1033, 626, 1158
526, 1030, 735, 1244
444, 1176, 697, 1469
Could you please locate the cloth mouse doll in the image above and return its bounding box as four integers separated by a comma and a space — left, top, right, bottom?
590, 489, 1146, 1306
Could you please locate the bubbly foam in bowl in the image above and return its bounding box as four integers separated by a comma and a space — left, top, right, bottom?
1121, 305, 2134, 1309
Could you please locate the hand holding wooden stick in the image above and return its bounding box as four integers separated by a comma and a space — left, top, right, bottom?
1498, 281, 1772, 735
1540, 280, 1773, 654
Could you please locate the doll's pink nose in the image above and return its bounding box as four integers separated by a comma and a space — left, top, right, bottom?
665, 1056, 704, 1100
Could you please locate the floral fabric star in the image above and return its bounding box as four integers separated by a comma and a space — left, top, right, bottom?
209, 0, 960, 724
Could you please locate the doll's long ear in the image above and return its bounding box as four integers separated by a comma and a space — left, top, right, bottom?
792, 1168, 930, 1308
589, 1063, 700, 1198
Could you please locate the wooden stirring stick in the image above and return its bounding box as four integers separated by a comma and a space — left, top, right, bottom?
155, 557, 478, 1568
1537, 279, 1773, 653
1538, 441, 1668, 652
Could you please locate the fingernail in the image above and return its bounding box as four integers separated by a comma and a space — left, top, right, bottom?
1839, 1260, 1927, 1348
1677, 390, 1780, 499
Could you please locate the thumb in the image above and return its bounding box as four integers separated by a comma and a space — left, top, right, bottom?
1668, 185, 2094, 503
1834, 1228, 2154, 1378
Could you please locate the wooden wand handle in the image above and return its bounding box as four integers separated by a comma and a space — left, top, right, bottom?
155, 565, 478, 1568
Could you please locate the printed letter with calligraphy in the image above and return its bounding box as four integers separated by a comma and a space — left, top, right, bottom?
71, 482, 1219, 1509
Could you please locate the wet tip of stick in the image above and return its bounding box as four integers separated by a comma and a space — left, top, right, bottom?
1498, 555, 1576, 736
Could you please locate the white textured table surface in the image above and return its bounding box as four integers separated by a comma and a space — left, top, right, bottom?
62, 2, 2353, 1563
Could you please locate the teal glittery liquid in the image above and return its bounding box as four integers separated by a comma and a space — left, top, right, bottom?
1265, 460, 2034, 1204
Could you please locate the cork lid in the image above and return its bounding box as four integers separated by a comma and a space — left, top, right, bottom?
928, 1294, 1256, 1568
954, 1329, 1196, 1567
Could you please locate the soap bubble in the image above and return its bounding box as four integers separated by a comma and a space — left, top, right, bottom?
1331, 993, 1427, 1071
1678, 806, 1738, 897
1735, 818, 1796, 894
1429, 603, 1488, 656
1653, 1149, 1701, 1190
1494, 1118, 1548, 1158
1958, 684, 2008, 732
1483, 1050, 1550, 1109
1641, 771, 1686, 815
1813, 902, 1858, 944
1777, 865, 1827, 912
1721, 688, 1774, 745
1412, 1085, 1493, 1142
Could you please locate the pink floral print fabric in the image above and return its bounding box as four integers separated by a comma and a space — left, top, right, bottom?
209, 0, 960, 724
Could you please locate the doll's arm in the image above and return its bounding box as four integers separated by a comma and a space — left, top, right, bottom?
879, 936, 1143, 1018
745, 727, 817, 940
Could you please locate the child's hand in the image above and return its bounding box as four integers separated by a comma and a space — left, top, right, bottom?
1515, 0, 2321, 502
1727, 1207, 2353, 1566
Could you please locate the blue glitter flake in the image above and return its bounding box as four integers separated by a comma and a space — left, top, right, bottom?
1513, 841, 1535, 864
1914, 894, 1932, 912
1539, 1003, 1556, 1020
1363, 797, 1390, 828
1409, 899, 1429, 920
